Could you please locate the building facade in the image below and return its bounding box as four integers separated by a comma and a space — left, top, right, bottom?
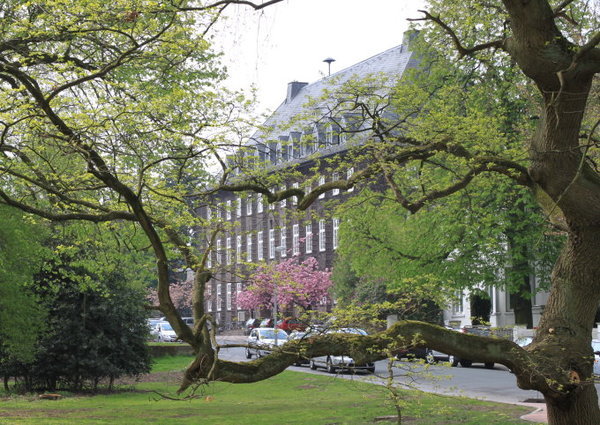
197, 32, 549, 331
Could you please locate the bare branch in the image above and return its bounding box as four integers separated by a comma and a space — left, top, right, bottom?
408, 10, 505, 58
176, 0, 285, 12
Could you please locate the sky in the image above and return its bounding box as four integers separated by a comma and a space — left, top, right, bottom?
212, 0, 426, 115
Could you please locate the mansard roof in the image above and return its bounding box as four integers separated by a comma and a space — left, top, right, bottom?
252, 36, 418, 145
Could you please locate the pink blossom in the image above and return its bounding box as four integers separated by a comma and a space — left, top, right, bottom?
237, 257, 333, 310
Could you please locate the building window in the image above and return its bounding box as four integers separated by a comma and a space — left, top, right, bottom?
333, 218, 340, 249
206, 206, 211, 220
236, 282, 242, 310
319, 219, 326, 252
269, 229, 275, 259
257, 231, 264, 260
236, 199, 241, 217
207, 247, 212, 268
332, 172, 339, 196
246, 195, 253, 215
226, 237, 231, 265
452, 291, 464, 314
281, 186, 286, 207
206, 285, 212, 312
292, 224, 300, 255
305, 223, 313, 254
347, 167, 354, 192
226, 283, 232, 310
292, 182, 299, 205
217, 285, 222, 311
318, 176, 325, 199
257, 194, 263, 213
226, 200, 231, 220
246, 234, 252, 262
325, 124, 333, 145
216, 239, 222, 264
236, 235, 242, 261
280, 227, 287, 257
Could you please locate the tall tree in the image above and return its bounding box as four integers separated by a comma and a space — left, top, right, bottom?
1, 1, 600, 424
0, 206, 48, 363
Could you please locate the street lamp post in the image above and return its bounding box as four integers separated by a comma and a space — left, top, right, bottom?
273, 245, 285, 347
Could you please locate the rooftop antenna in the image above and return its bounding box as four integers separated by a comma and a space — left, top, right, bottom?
323, 57, 336, 76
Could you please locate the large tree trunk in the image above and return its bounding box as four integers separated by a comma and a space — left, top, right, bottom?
529, 230, 600, 425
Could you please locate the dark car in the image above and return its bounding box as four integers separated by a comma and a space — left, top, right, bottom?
260, 318, 274, 328
244, 318, 261, 335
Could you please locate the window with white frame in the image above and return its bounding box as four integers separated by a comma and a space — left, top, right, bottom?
226, 200, 231, 220
226, 283, 232, 310
206, 206, 211, 220
269, 188, 275, 210
216, 239, 222, 264
333, 218, 340, 249
236, 235, 242, 261
332, 172, 339, 196
257, 194, 263, 213
347, 167, 354, 192
305, 223, 313, 253
246, 234, 252, 262
281, 186, 286, 207
246, 195, 253, 215
206, 285, 212, 312
207, 247, 212, 268
318, 219, 326, 251
226, 237, 231, 265
292, 224, 299, 255
318, 176, 325, 199
216, 285, 222, 311
236, 198, 241, 217
269, 229, 275, 259
325, 124, 333, 145
292, 182, 299, 205
257, 231, 264, 260
452, 290, 464, 314
280, 227, 287, 257
236, 282, 242, 310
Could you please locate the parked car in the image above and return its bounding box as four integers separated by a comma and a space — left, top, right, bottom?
310, 328, 375, 374
260, 318, 274, 328
592, 339, 600, 377
182, 317, 194, 328
244, 318, 261, 335
277, 317, 306, 334
288, 330, 316, 366
245, 327, 289, 358
154, 321, 179, 342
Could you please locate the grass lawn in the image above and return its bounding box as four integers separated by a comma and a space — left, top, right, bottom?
0, 356, 533, 425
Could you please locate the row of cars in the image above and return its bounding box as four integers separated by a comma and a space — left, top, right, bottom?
147, 317, 195, 342
245, 327, 376, 373
244, 317, 306, 335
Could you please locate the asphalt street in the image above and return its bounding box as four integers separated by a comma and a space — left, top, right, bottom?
215, 336, 600, 406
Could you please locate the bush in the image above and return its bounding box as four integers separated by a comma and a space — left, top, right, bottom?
1, 261, 151, 392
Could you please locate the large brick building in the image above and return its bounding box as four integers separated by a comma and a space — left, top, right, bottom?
198, 34, 418, 328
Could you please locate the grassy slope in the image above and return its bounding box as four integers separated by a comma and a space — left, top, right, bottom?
0, 356, 531, 425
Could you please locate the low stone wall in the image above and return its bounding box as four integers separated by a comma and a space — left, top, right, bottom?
148, 344, 194, 357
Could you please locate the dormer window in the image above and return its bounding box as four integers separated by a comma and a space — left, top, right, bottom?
325, 124, 333, 146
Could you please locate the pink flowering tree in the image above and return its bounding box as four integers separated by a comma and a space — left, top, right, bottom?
147, 279, 194, 315
237, 257, 332, 312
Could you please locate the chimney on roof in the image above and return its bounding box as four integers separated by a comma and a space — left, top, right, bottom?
401, 29, 420, 50
286, 81, 308, 103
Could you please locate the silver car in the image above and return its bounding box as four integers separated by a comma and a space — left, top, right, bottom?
309, 328, 375, 374
245, 327, 288, 358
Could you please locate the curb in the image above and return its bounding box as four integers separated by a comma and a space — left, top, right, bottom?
519, 405, 547, 423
